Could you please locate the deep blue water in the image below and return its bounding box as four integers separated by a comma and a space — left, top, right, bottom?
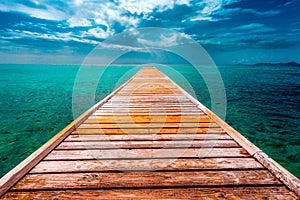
0, 64, 299, 178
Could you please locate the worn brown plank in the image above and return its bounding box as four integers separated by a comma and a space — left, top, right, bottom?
254, 151, 300, 196
110, 96, 191, 100
12, 170, 281, 190
93, 109, 206, 117
30, 158, 263, 173
86, 115, 212, 123
56, 140, 239, 150
116, 92, 185, 95
3, 187, 298, 200
65, 133, 232, 142
97, 106, 200, 111
117, 90, 183, 94
44, 148, 250, 160
78, 123, 219, 129
102, 104, 198, 108
74, 127, 224, 134
95, 107, 203, 112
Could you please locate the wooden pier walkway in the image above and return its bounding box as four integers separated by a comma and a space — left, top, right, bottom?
0, 67, 299, 199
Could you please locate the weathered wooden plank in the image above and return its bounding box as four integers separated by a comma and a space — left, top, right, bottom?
108, 101, 193, 104
96, 107, 201, 111
96, 107, 203, 111
109, 96, 191, 99
116, 92, 184, 96
117, 88, 182, 91
94, 109, 204, 113
108, 100, 193, 104
12, 170, 281, 190
65, 133, 231, 142
126, 79, 172, 81
56, 139, 239, 150
117, 87, 181, 90
3, 187, 298, 200
110, 96, 191, 100
94, 109, 203, 113
92, 112, 205, 116
30, 158, 263, 173
108, 100, 192, 103
44, 148, 250, 160
102, 104, 198, 108
98, 105, 200, 109
74, 127, 224, 134
254, 151, 300, 196
86, 115, 212, 123
78, 122, 219, 129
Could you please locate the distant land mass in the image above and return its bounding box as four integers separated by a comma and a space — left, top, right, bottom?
239, 62, 300, 66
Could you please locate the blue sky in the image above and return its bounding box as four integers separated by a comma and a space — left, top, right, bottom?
0, 0, 299, 64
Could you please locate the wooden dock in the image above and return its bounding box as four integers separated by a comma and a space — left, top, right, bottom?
0, 67, 299, 199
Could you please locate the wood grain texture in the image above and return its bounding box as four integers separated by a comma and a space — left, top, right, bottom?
254, 151, 300, 196
30, 158, 263, 173
13, 170, 281, 190
56, 140, 239, 150
3, 187, 298, 200
87, 115, 211, 123
65, 133, 232, 141
74, 127, 224, 134
44, 148, 250, 160
78, 122, 219, 129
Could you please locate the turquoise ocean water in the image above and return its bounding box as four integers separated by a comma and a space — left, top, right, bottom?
0, 64, 299, 178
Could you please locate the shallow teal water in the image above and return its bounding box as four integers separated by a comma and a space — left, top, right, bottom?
0, 64, 299, 178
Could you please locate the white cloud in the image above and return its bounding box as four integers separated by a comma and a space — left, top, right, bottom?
101, 43, 147, 52
0, 0, 237, 40
99, 31, 191, 53
82, 27, 114, 39
137, 32, 191, 48
0, 3, 67, 21
190, 16, 213, 21
0, 0, 191, 32
66, 1, 140, 32
73, 0, 84, 6
2, 28, 99, 44
65, 0, 190, 31
188, 0, 239, 22
200, 0, 222, 15
67, 17, 92, 27
137, 36, 177, 48
30, 0, 40, 5
118, 0, 190, 15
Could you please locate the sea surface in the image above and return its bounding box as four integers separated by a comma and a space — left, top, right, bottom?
0, 64, 299, 178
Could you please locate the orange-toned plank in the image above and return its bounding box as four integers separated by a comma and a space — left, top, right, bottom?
56, 140, 239, 150
78, 123, 219, 129
74, 127, 224, 134
65, 133, 231, 141
44, 148, 250, 160
12, 170, 280, 190
30, 157, 263, 174
86, 115, 211, 123
3, 187, 298, 200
